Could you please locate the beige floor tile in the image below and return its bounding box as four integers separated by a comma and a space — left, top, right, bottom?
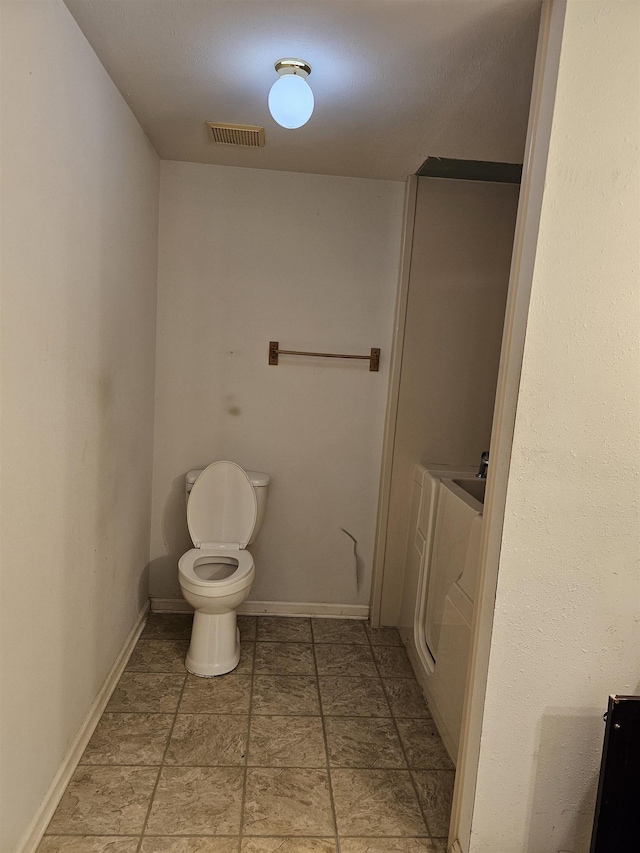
46, 766, 157, 835
315, 644, 377, 677
179, 673, 251, 714
107, 672, 185, 713
331, 769, 427, 837
252, 675, 320, 716
254, 642, 315, 675
243, 768, 334, 836
146, 767, 243, 835
238, 615, 257, 640
232, 641, 255, 675
340, 841, 446, 853
165, 714, 248, 765
38, 839, 139, 853
365, 625, 402, 646
319, 677, 390, 717
248, 715, 326, 767
371, 646, 415, 678
411, 770, 455, 837
395, 720, 454, 770
80, 713, 173, 765
126, 639, 188, 673
142, 613, 193, 639
383, 679, 432, 719
44, 618, 453, 853
311, 619, 368, 645
325, 718, 406, 768
256, 616, 312, 643
140, 840, 239, 852
241, 840, 337, 852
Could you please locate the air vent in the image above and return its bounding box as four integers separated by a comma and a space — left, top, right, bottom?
206, 122, 265, 147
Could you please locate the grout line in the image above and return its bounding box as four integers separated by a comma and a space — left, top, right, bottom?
366, 628, 437, 838
71, 761, 451, 771
237, 619, 258, 852
45, 833, 433, 841
71, 761, 443, 770
43, 832, 436, 838
68, 617, 443, 851
135, 652, 190, 853
313, 633, 342, 853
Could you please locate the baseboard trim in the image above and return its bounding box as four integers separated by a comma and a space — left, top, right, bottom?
150, 597, 369, 620
240, 600, 370, 619
16, 601, 150, 853
451, 840, 463, 853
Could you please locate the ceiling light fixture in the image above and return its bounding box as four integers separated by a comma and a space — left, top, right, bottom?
268, 59, 314, 129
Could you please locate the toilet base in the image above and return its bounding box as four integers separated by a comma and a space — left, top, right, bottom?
185, 610, 240, 677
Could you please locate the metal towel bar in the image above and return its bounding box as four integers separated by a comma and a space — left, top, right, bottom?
269, 341, 380, 372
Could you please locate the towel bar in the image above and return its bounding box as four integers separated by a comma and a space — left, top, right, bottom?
269, 341, 380, 372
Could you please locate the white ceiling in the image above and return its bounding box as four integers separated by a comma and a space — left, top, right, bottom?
64, 0, 541, 181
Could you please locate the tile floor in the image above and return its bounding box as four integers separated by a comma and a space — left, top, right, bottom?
39, 614, 455, 853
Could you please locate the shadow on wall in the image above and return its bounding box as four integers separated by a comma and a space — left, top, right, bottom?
526, 708, 603, 852
148, 474, 192, 596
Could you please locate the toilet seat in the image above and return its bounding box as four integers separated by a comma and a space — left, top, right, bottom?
180, 461, 257, 598
178, 547, 254, 596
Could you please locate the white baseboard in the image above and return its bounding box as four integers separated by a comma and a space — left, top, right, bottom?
16, 601, 150, 853
450, 840, 463, 853
240, 600, 369, 619
151, 597, 369, 620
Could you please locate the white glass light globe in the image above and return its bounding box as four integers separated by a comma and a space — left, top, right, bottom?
268, 73, 314, 129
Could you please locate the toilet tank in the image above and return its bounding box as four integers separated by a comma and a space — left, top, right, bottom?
185, 466, 270, 545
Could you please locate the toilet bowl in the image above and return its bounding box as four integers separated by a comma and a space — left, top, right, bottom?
177, 461, 269, 677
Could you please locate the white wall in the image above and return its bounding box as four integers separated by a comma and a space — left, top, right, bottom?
470, 2, 640, 850
0, 3, 160, 851
381, 177, 519, 625
150, 161, 403, 606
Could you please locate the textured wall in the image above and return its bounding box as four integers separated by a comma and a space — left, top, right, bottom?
0, 3, 160, 850
470, 2, 640, 850
149, 161, 404, 606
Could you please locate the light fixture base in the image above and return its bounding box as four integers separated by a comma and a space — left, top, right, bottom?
274, 58, 311, 78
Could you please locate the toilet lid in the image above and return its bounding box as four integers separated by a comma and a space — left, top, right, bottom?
187, 461, 257, 548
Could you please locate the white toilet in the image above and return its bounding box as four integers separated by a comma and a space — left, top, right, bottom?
178, 461, 270, 677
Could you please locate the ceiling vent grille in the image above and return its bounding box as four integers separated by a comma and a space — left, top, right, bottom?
206, 122, 265, 147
